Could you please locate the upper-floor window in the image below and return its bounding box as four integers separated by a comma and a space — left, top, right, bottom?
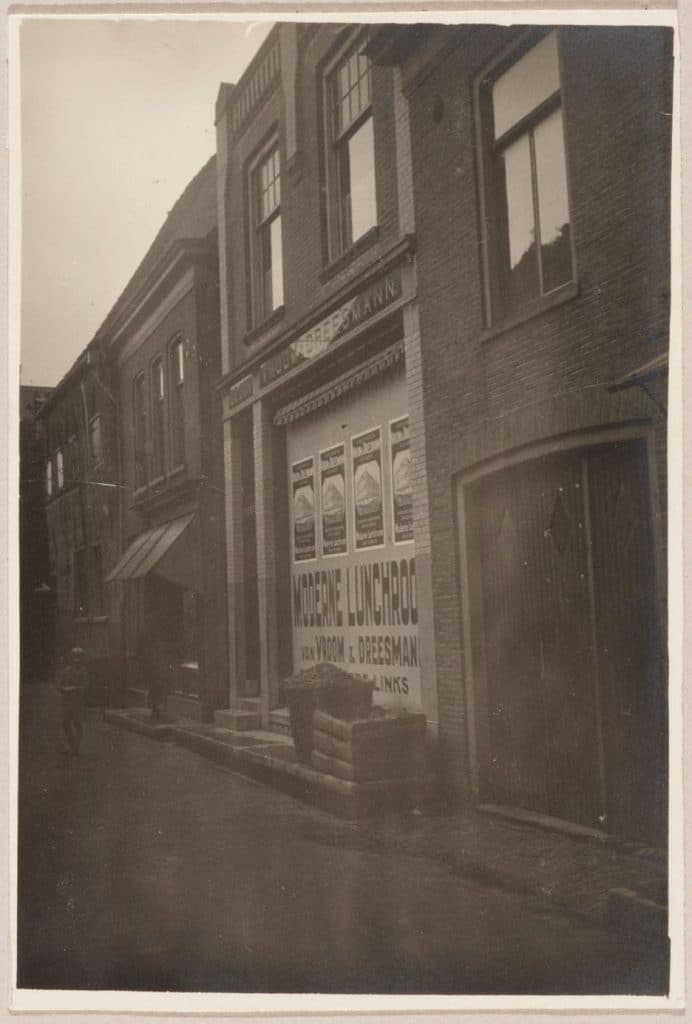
89, 415, 103, 467
251, 144, 284, 324
151, 357, 166, 479
56, 448, 64, 490
169, 338, 185, 468
45, 460, 53, 498
133, 372, 147, 490
67, 435, 80, 483
478, 30, 574, 323
327, 39, 377, 256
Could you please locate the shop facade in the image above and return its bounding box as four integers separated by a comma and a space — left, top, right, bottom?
371, 24, 672, 843
215, 25, 438, 734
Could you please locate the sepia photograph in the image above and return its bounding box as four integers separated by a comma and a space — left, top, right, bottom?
11, 9, 681, 1011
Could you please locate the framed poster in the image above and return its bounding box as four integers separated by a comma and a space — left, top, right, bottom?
319, 443, 347, 556
291, 456, 316, 562
390, 415, 413, 544
351, 427, 384, 550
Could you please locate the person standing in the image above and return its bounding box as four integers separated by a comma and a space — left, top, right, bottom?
58, 647, 88, 755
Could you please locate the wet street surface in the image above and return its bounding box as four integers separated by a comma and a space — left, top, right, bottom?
18, 683, 667, 994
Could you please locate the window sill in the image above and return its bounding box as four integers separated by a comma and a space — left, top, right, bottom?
320, 226, 380, 285
480, 280, 580, 343
243, 305, 286, 347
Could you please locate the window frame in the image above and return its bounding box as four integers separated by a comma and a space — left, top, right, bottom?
133, 371, 148, 491
56, 447, 64, 490
248, 139, 284, 328
150, 355, 166, 480
89, 414, 103, 468
45, 459, 53, 498
168, 336, 186, 470
323, 32, 377, 260
476, 29, 576, 328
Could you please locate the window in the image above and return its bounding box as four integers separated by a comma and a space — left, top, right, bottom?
169, 339, 185, 468
133, 372, 147, 489
56, 448, 64, 490
151, 357, 165, 478
479, 30, 574, 322
45, 460, 52, 497
89, 416, 103, 466
251, 145, 283, 323
327, 39, 377, 255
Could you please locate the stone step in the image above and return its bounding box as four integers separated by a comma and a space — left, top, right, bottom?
238, 697, 261, 712
214, 708, 261, 732
269, 707, 291, 736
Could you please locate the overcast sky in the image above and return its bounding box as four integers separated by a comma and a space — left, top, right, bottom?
19, 17, 273, 387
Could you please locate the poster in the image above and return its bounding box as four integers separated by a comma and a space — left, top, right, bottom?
351, 427, 384, 550
319, 444, 347, 556
390, 416, 414, 544
291, 457, 316, 562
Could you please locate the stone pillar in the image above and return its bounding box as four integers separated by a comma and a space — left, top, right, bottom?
253, 398, 280, 726
223, 412, 245, 708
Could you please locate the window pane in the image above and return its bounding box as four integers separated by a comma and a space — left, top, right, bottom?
534, 106, 573, 294
270, 214, 284, 310
501, 132, 540, 307
493, 31, 560, 139
347, 116, 376, 243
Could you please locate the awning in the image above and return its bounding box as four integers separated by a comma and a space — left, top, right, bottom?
105, 513, 203, 593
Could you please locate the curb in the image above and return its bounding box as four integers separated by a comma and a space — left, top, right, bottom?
104, 709, 173, 741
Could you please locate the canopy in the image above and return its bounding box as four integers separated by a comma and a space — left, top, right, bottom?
105, 513, 202, 593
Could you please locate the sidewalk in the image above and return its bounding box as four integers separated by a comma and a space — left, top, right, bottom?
104, 706, 668, 939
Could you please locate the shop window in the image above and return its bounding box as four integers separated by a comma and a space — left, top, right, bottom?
46, 460, 52, 498
478, 30, 574, 323
89, 415, 103, 467
169, 338, 185, 468
250, 143, 283, 324
151, 356, 166, 478
56, 448, 64, 490
74, 548, 88, 617
326, 37, 377, 256
133, 372, 147, 490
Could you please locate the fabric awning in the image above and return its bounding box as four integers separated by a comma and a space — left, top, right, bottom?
105, 513, 203, 593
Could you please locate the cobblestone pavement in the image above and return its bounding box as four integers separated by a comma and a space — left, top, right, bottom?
18, 682, 668, 995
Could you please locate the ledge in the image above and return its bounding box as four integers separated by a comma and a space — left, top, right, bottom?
319, 226, 380, 285
480, 281, 580, 344
242, 304, 286, 347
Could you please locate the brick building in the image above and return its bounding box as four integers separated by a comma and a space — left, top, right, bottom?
103, 157, 227, 721
20, 385, 55, 681
370, 24, 672, 844
215, 25, 438, 732
36, 341, 121, 695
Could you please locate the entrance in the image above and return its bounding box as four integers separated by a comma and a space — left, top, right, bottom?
463, 437, 666, 845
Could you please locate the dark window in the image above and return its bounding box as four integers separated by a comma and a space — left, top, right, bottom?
89, 416, 103, 466
169, 339, 185, 468
133, 372, 147, 490
151, 357, 165, 478
251, 145, 283, 324
479, 30, 574, 322
327, 39, 376, 255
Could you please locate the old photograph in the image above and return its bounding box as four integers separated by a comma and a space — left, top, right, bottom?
13, 11, 679, 1007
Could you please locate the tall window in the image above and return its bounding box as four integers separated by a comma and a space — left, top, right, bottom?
479, 30, 574, 322
252, 145, 283, 323
169, 338, 185, 468
151, 357, 165, 478
45, 460, 53, 497
327, 40, 377, 255
56, 448, 64, 490
133, 372, 147, 490
89, 416, 103, 467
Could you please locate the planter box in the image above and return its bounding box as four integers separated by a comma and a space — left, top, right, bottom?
283, 664, 375, 765
311, 708, 427, 782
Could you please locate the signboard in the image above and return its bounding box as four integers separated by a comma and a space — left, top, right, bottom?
291, 458, 316, 562
291, 555, 420, 708
259, 271, 402, 388
226, 374, 253, 410
320, 444, 347, 556
352, 427, 384, 551
390, 416, 414, 544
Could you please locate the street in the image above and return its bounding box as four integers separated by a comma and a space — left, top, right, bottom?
18, 682, 666, 995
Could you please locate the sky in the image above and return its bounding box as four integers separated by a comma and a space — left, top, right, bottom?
19, 17, 273, 387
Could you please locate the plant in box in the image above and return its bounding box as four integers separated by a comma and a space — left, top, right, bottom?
282, 663, 375, 764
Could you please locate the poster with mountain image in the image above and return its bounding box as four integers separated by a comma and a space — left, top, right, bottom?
320, 444, 347, 556
292, 457, 316, 561
390, 416, 413, 543
352, 427, 384, 550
